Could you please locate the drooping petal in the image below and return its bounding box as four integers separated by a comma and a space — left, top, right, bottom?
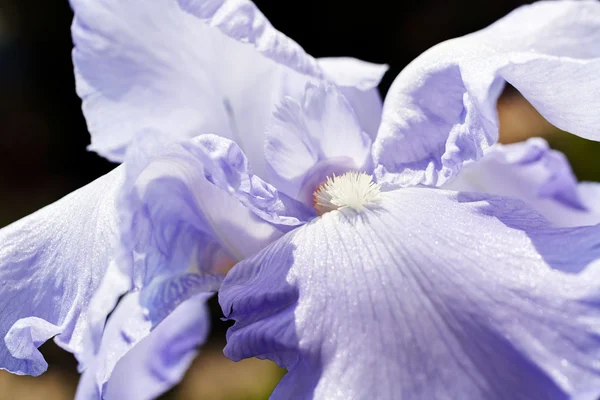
264, 83, 372, 204
446, 138, 600, 227
221, 188, 600, 399
77, 260, 131, 372
374, 0, 600, 187
0, 166, 124, 376
121, 132, 304, 326
75, 292, 211, 400
70, 0, 385, 165
75, 293, 149, 400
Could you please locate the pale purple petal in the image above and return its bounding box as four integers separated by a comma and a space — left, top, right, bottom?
335, 86, 384, 141
78, 261, 131, 372
176, 0, 321, 77
317, 57, 388, 92
181, 134, 316, 226
579, 182, 600, 218
374, 0, 600, 187
265, 83, 372, 204
105, 293, 210, 399
75, 292, 211, 399
446, 138, 600, 227
0, 167, 123, 375
70, 0, 306, 163
221, 188, 600, 399
120, 132, 283, 326
75, 293, 150, 399
70, 0, 385, 164
317, 58, 387, 139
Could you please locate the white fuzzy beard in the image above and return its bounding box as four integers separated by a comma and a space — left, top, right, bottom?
313, 171, 382, 215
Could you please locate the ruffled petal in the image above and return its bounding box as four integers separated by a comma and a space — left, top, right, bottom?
446, 138, 600, 227
221, 188, 600, 399
0, 167, 124, 375
265, 83, 372, 204
181, 134, 316, 226
374, 0, 600, 187
75, 292, 211, 399
71, 0, 385, 164
176, 0, 320, 77
121, 132, 301, 326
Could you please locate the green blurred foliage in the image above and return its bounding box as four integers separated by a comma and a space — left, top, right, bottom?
549, 133, 600, 182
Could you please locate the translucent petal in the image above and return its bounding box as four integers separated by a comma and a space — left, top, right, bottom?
70, 0, 385, 164
317, 57, 387, 139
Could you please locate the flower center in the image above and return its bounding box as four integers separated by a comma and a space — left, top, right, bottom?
313, 171, 381, 215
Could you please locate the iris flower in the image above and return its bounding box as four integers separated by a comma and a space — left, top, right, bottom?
2, 0, 600, 399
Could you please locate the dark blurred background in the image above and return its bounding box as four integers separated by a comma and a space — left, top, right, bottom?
1, 0, 598, 398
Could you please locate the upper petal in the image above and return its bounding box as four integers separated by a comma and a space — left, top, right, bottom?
317, 58, 387, 139
70, 0, 386, 165
70, 0, 310, 163
0, 166, 123, 375
264, 83, 372, 204
317, 57, 388, 92
176, 0, 320, 77
374, 0, 600, 187
446, 138, 600, 227
221, 188, 600, 399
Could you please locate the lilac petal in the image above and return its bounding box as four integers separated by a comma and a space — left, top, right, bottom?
70, 0, 385, 164
182, 134, 316, 226
446, 138, 600, 227
75, 294, 150, 399
180, 2, 387, 92
121, 132, 286, 326
176, 0, 320, 77
121, 131, 314, 331
78, 261, 131, 372
264, 83, 372, 204
75, 292, 211, 399
317, 57, 388, 92
105, 293, 210, 399
70, 0, 308, 163
221, 188, 600, 399
0, 167, 123, 375
579, 182, 600, 218
374, 0, 600, 187
317, 58, 387, 139
335, 86, 383, 142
